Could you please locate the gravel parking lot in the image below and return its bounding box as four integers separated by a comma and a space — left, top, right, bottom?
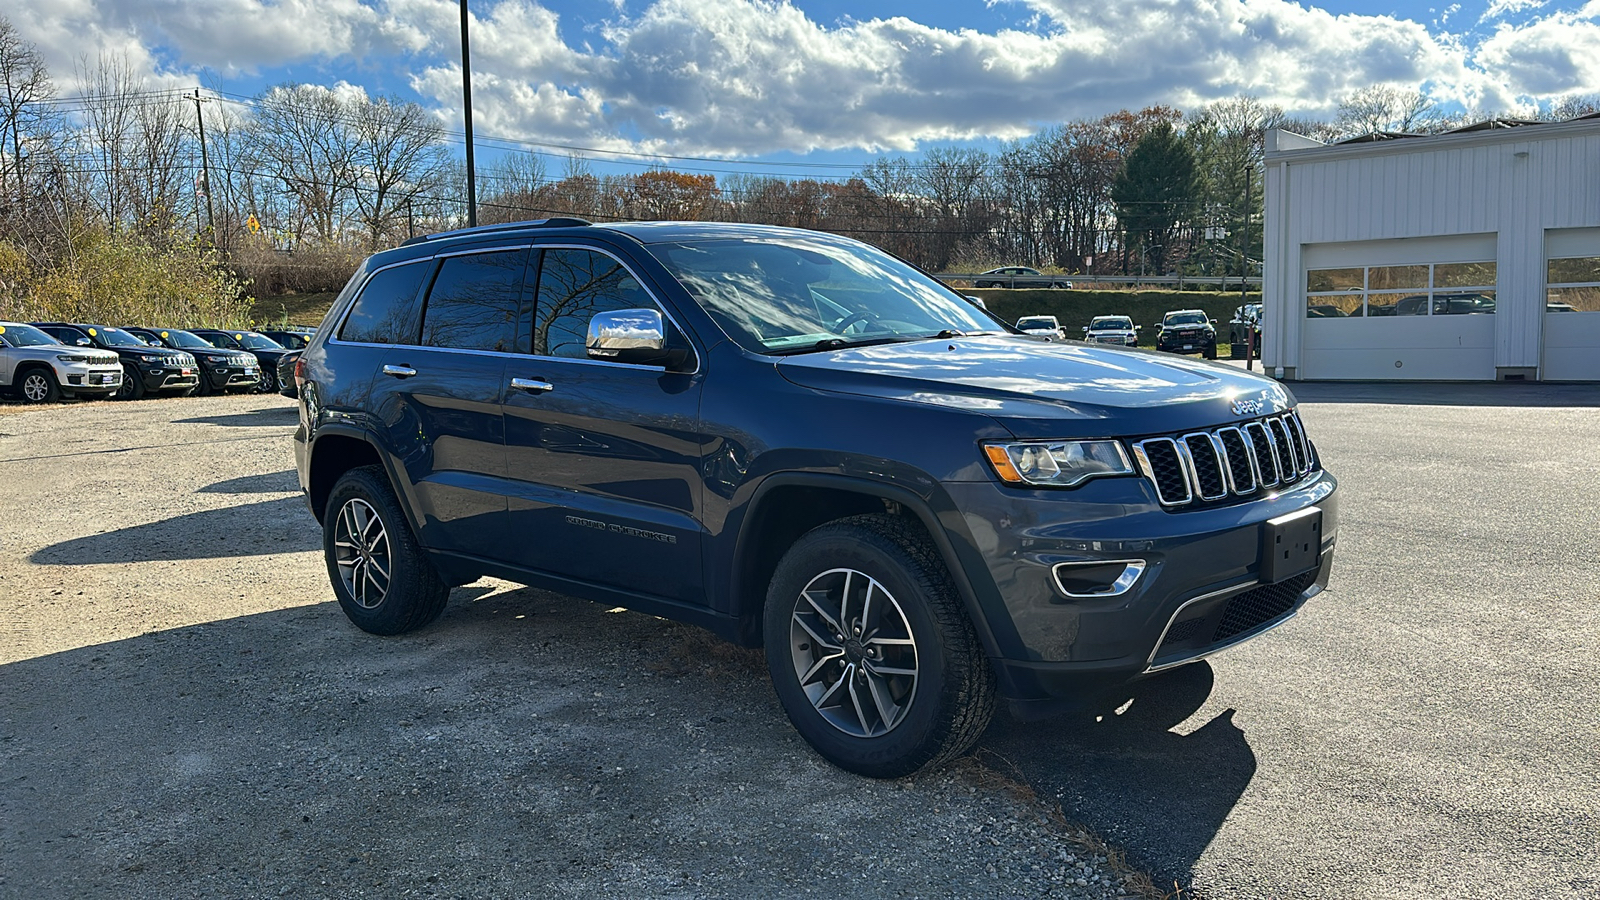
0, 394, 1145, 899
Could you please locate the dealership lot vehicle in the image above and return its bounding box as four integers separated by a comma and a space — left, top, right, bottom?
0, 322, 122, 402
258, 328, 314, 350
125, 327, 260, 395
974, 266, 1074, 289
1154, 309, 1218, 359
1015, 314, 1064, 336
1081, 315, 1139, 346
297, 218, 1335, 778
33, 322, 198, 400
276, 350, 303, 398
188, 329, 293, 393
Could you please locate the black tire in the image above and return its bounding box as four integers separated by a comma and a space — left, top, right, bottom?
763, 513, 995, 778
256, 366, 278, 393
1203, 343, 1218, 360
323, 465, 449, 635
193, 370, 213, 396
16, 367, 60, 404
114, 365, 145, 401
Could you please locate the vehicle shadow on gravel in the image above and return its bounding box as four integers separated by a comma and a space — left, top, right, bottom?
979, 663, 1256, 892
0, 586, 1116, 899
173, 405, 299, 428
197, 470, 300, 494
30, 496, 320, 564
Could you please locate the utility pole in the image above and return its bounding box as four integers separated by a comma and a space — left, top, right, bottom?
459, 0, 478, 227
192, 89, 216, 243
1241, 163, 1253, 372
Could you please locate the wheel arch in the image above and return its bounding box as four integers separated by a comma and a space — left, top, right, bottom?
727, 473, 1006, 661
306, 429, 386, 524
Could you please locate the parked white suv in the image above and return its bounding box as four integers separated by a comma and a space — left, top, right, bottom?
0, 322, 123, 403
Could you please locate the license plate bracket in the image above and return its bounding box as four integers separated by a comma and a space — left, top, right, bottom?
1260, 506, 1322, 584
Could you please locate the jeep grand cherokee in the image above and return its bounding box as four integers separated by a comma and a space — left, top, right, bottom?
294, 219, 1337, 778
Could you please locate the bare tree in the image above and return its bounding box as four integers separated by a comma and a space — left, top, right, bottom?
349, 96, 451, 249
1549, 94, 1600, 120
246, 84, 359, 244
1335, 85, 1446, 136
0, 16, 58, 209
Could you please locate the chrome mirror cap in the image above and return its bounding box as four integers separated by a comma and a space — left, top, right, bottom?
587, 308, 665, 358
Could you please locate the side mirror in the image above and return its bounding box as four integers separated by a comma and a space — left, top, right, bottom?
586, 308, 689, 369
1209, 318, 1218, 326
146, 338, 162, 347
1081, 326, 1089, 333
76, 338, 93, 347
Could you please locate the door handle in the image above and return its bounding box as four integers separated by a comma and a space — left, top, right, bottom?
382, 364, 417, 378
510, 377, 554, 394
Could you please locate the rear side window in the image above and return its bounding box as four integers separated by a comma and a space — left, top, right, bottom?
532, 248, 657, 359
420, 250, 529, 353
340, 261, 429, 344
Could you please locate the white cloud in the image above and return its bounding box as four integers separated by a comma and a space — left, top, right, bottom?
6, 0, 1600, 156
1479, 0, 1547, 24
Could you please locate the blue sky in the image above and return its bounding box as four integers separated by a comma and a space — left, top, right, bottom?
9, 0, 1597, 178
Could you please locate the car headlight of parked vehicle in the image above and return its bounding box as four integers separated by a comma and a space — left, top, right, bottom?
982, 440, 1134, 487
56, 354, 91, 363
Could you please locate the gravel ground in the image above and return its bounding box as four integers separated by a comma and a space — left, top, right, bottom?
0, 394, 1150, 899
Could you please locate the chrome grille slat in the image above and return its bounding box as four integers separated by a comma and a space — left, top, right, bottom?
1133, 412, 1317, 510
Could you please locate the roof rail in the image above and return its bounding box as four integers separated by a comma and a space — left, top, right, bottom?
400, 217, 593, 246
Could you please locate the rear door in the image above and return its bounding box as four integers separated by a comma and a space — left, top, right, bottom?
366, 246, 530, 554
498, 245, 708, 604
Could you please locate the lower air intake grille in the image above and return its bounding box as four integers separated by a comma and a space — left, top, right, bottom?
1213, 571, 1318, 642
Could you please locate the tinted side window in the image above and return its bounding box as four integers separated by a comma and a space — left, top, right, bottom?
532, 248, 658, 359
420, 250, 528, 353
340, 261, 429, 344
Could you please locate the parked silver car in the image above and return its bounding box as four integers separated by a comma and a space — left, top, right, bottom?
0, 322, 122, 403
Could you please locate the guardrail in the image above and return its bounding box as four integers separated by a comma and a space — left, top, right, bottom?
937, 274, 1262, 287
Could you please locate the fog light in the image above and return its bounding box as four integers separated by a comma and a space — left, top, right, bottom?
1052, 560, 1146, 598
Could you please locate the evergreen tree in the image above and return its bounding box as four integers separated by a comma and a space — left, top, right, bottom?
1111, 122, 1197, 274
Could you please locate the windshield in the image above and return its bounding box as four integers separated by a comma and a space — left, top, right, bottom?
1164, 313, 1206, 327
1089, 318, 1131, 330
235, 333, 284, 351
648, 236, 1000, 353
1017, 317, 1056, 329
154, 329, 216, 350
91, 326, 151, 348
0, 324, 62, 347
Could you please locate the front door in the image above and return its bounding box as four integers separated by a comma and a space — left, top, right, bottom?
499, 246, 707, 605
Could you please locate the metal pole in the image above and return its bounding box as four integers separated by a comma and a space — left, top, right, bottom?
193, 89, 216, 243
459, 0, 478, 227
1242, 163, 1253, 372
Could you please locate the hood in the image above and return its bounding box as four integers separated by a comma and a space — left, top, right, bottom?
775, 335, 1294, 438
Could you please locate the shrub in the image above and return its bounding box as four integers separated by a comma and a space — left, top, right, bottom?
0, 227, 254, 329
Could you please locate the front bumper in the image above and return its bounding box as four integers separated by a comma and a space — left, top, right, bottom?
942, 469, 1338, 709
138, 365, 200, 392
202, 364, 260, 390
59, 364, 122, 394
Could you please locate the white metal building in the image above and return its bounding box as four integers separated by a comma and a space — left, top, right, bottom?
1260, 116, 1600, 381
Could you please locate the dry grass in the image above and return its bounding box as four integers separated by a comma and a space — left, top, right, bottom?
249, 292, 339, 328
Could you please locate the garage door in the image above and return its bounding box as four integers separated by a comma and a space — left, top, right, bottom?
1541, 227, 1600, 381
1299, 235, 1497, 380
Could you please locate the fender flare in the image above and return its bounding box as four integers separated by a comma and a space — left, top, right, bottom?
731, 471, 1015, 661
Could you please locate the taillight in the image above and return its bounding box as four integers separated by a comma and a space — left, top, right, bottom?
294, 355, 308, 387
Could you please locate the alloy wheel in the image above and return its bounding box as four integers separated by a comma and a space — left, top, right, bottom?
332, 498, 392, 609
21, 373, 50, 402
788, 567, 919, 737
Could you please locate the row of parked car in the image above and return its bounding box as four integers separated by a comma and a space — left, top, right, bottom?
0, 320, 313, 404
1010, 308, 1244, 359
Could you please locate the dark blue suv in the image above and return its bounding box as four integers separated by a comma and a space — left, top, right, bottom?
293, 219, 1338, 777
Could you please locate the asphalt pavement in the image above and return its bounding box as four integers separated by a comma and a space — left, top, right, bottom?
982, 381, 1600, 898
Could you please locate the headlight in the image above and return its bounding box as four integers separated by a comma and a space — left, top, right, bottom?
982, 440, 1134, 488
138, 354, 161, 363
56, 354, 90, 363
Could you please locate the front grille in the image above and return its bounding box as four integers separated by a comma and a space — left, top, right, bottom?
1133, 411, 1315, 508
1212, 571, 1317, 642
